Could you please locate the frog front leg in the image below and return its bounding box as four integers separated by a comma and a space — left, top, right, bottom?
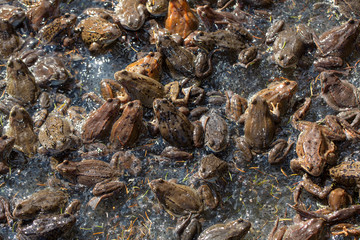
87, 179, 125, 210
174, 213, 201, 240
338, 109, 360, 129
323, 115, 360, 141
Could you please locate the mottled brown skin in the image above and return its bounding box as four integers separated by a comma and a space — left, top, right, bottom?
201, 111, 228, 152
75, 16, 121, 52
197, 218, 251, 240
146, 0, 169, 16
0, 19, 23, 60
56, 159, 121, 187
330, 161, 360, 190
115, 70, 165, 108
320, 71, 360, 111
149, 178, 203, 217
153, 98, 194, 148
26, 0, 61, 32
6, 58, 40, 104
13, 189, 68, 220
198, 154, 228, 180
38, 13, 77, 44
115, 0, 147, 31
6, 105, 38, 157
82, 98, 121, 143
110, 100, 143, 149
314, 19, 360, 70
0, 135, 15, 174
0, 5, 25, 27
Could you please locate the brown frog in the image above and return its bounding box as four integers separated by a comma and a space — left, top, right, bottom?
5, 57, 40, 105
197, 154, 228, 181
32, 55, 72, 88
110, 100, 144, 149
320, 71, 360, 111
99, 79, 130, 103
329, 160, 360, 195
13, 188, 69, 220
37, 13, 77, 45
146, 0, 169, 16
82, 98, 121, 143
156, 35, 213, 81
197, 218, 251, 240
236, 96, 291, 164
153, 98, 203, 148
115, 0, 147, 31
26, 0, 61, 32
0, 19, 23, 60
56, 159, 125, 209
165, 0, 199, 39
314, 19, 360, 71
200, 110, 228, 152
0, 197, 12, 225
17, 212, 76, 240
75, 16, 122, 52
0, 5, 25, 27
0, 135, 15, 174
290, 98, 357, 176
269, 23, 314, 68
6, 105, 38, 157
38, 108, 79, 154
268, 216, 325, 240
149, 178, 203, 217
225, 90, 248, 122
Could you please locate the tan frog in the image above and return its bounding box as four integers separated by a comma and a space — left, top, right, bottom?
146, 0, 169, 16
329, 161, 360, 195
0, 19, 23, 60
13, 188, 69, 220
75, 16, 122, 52
200, 110, 228, 152
125, 52, 163, 81
149, 178, 203, 217
56, 158, 125, 209
6, 105, 38, 157
197, 218, 251, 240
115, 0, 147, 31
0, 5, 25, 27
5, 58, 40, 105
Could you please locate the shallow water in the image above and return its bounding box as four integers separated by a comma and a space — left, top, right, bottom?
1, 0, 360, 239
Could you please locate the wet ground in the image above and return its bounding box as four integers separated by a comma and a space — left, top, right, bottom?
1, 0, 360, 239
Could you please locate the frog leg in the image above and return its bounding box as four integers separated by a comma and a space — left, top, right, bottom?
194, 49, 220, 78
323, 115, 360, 141
338, 109, 360, 129
234, 136, 253, 162
291, 97, 312, 129
268, 138, 294, 164
174, 213, 200, 237
293, 173, 333, 204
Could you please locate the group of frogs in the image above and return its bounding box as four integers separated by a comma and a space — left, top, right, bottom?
0, 0, 360, 239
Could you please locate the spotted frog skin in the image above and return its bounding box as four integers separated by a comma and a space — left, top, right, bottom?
75, 16, 122, 52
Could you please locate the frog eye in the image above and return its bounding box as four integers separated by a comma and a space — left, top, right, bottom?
10, 111, 17, 118
252, 99, 257, 105
16, 204, 22, 210
158, 179, 164, 183
285, 81, 290, 85
63, 160, 69, 165
349, 19, 355, 24
128, 102, 134, 108
7, 60, 14, 68
107, 98, 113, 103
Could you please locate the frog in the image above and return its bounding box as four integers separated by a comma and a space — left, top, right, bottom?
99, 79, 130, 103
236, 46, 260, 68
165, 0, 199, 39
125, 52, 163, 81
31, 55, 72, 89
16, 199, 80, 240
156, 35, 214, 83
176, 215, 201, 240
26, 0, 61, 32
225, 90, 248, 122
197, 218, 251, 240
0, 19, 23, 60
114, 0, 147, 31
153, 98, 204, 148
38, 107, 79, 155
319, 71, 360, 119
5, 105, 38, 157
5, 57, 40, 105
149, 178, 203, 217
37, 13, 77, 45
56, 158, 126, 209
12, 188, 69, 220
269, 23, 315, 68
160, 146, 193, 160
82, 98, 122, 144
329, 160, 360, 195
200, 110, 228, 152
197, 154, 228, 181
0, 135, 15, 174
146, 0, 169, 16
251, 79, 298, 116
236, 96, 291, 164
290, 98, 359, 176
110, 100, 144, 149
335, 0, 360, 18
17, 212, 76, 240
314, 19, 360, 71
268, 216, 325, 240
0, 5, 25, 27
75, 16, 122, 52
